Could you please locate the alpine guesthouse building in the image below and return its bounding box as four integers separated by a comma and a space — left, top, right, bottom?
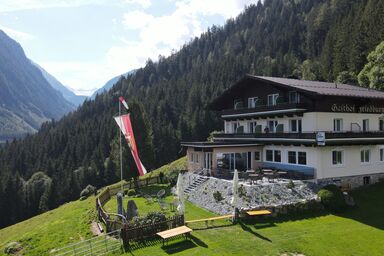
182, 75, 384, 187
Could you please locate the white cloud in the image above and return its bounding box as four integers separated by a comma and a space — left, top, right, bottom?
122, 10, 154, 29
112, 0, 254, 75
124, 0, 152, 9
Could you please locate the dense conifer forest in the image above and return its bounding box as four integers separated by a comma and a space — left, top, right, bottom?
0, 0, 383, 228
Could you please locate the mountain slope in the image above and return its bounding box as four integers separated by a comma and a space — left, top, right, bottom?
0, 30, 74, 141
34, 62, 87, 106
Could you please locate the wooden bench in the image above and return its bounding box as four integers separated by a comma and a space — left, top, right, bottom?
156, 225, 192, 246
185, 214, 234, 227
246, 210, 272, 216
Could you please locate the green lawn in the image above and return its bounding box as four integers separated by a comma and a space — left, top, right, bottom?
1, 170, 383, 255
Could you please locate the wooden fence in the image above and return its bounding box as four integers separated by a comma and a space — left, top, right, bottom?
95, 176, 185, 246
120, 214, 185, 246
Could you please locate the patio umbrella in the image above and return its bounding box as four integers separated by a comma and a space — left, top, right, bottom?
230, 169, 239, 207
176, 173, 185, 214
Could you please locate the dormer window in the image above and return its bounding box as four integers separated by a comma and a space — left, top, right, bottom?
234, 99, 243, 109
289, 91, 300, 103
267, 94, 279, 106
247, 97, 258, 108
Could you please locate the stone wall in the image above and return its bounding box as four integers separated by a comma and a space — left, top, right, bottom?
317, 172, 384, 189
180, 172, 319, 215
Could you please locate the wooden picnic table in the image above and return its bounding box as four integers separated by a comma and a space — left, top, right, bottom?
156, 225, 192, 246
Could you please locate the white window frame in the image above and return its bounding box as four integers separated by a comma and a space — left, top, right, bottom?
333, 118, 343, 132
360, 149, 370, 164
288, 151, 297, 164
379, 117, 384, 131
298, 151, 307, 165
248, 121, 257, 133
267, 120, 278, 133
380, 147, 384, 162
265, 149, 281, 163
267, 93, 279, 106
289, 119, 302, 133
234, 99, 243, 109
288, 91, 300, 103
247, 97, 258, 108
232, 122, 239, 133
332, 149, 344, 166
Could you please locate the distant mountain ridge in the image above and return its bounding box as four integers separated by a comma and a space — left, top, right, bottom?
0, 30, 74, 142
34, 62, 87, 106
90, 70, 136, 99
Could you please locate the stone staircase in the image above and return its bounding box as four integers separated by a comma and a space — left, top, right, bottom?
184, 176, 209, 194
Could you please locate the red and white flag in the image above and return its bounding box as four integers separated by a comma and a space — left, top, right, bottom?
119, 96, 129, 110
114, 114, 147, 176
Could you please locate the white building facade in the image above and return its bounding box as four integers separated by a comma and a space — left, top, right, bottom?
182, 75, 384, 186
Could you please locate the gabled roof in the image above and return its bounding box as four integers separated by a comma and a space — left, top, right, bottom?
210, 75, 384, 110
250, 75, 384, 99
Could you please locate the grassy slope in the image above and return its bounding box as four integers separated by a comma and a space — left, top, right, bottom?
0, 156, 383, 255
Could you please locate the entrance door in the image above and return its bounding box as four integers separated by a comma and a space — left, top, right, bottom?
204, 152, 212, 170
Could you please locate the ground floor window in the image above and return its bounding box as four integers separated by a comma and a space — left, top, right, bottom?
360, 149, 370, 163
332, 150, 343, 165
265, 149, 281, 163
288, 151, 307, 165
216, 152, 251, 171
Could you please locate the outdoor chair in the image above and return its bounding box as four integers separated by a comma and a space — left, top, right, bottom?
157, 189, 166, 200
143, 194, 153, 204
159, 200, 168, 211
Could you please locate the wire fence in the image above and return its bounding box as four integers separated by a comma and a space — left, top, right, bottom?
52, 230, 122, 256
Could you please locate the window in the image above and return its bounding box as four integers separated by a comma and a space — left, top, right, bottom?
274, 150, 281, 162
362, 119, 369, 132
248, 97, 258, 108
266, 150, 273, 162
332, 150, 343, 165
232, 122, 238, 133
360, 149, 370, 163
289, 91, 300, 103
380, 148, 384, 162
380, 118, 384, 131
254, 151, 261, 161
234, 99, 243, 109
288, 151, 297, 164
189, 153, 194, 163
195, 154, 199, 163
267, 94, 279, 106
290, 119, 302, 132
333, 119, 343, 132
298, 152, 307, 165
248, 121, 257, 133
267, 120, 278, 133
363, 176, 370, 185
225, 122, 230, 133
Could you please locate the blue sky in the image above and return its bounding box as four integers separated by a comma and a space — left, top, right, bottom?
0, 0, 255, 95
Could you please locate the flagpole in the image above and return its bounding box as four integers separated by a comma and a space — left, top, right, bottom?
119, 99, 123, 194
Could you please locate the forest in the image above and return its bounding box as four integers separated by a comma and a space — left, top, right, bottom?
0, 0, 383, 228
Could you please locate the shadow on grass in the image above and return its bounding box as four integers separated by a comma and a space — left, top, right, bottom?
238, 220, 272, 242
334, 182, 384, 230
188, 222, 234, 231
162, 240, 197, 254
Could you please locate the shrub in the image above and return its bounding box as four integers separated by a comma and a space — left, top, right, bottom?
165, 169, 179, 186
287, 179, 295, 189
130, 211, 167, 228
127, 189, 136, 196
238, 185, 247, 197
213, 191, 223, 202
79, 184, 96, 199
4, 242, 22, 254
317, 184, 346, 212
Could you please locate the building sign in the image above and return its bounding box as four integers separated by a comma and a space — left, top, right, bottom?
331, 104, 384, 113
316, 132, 325, 146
